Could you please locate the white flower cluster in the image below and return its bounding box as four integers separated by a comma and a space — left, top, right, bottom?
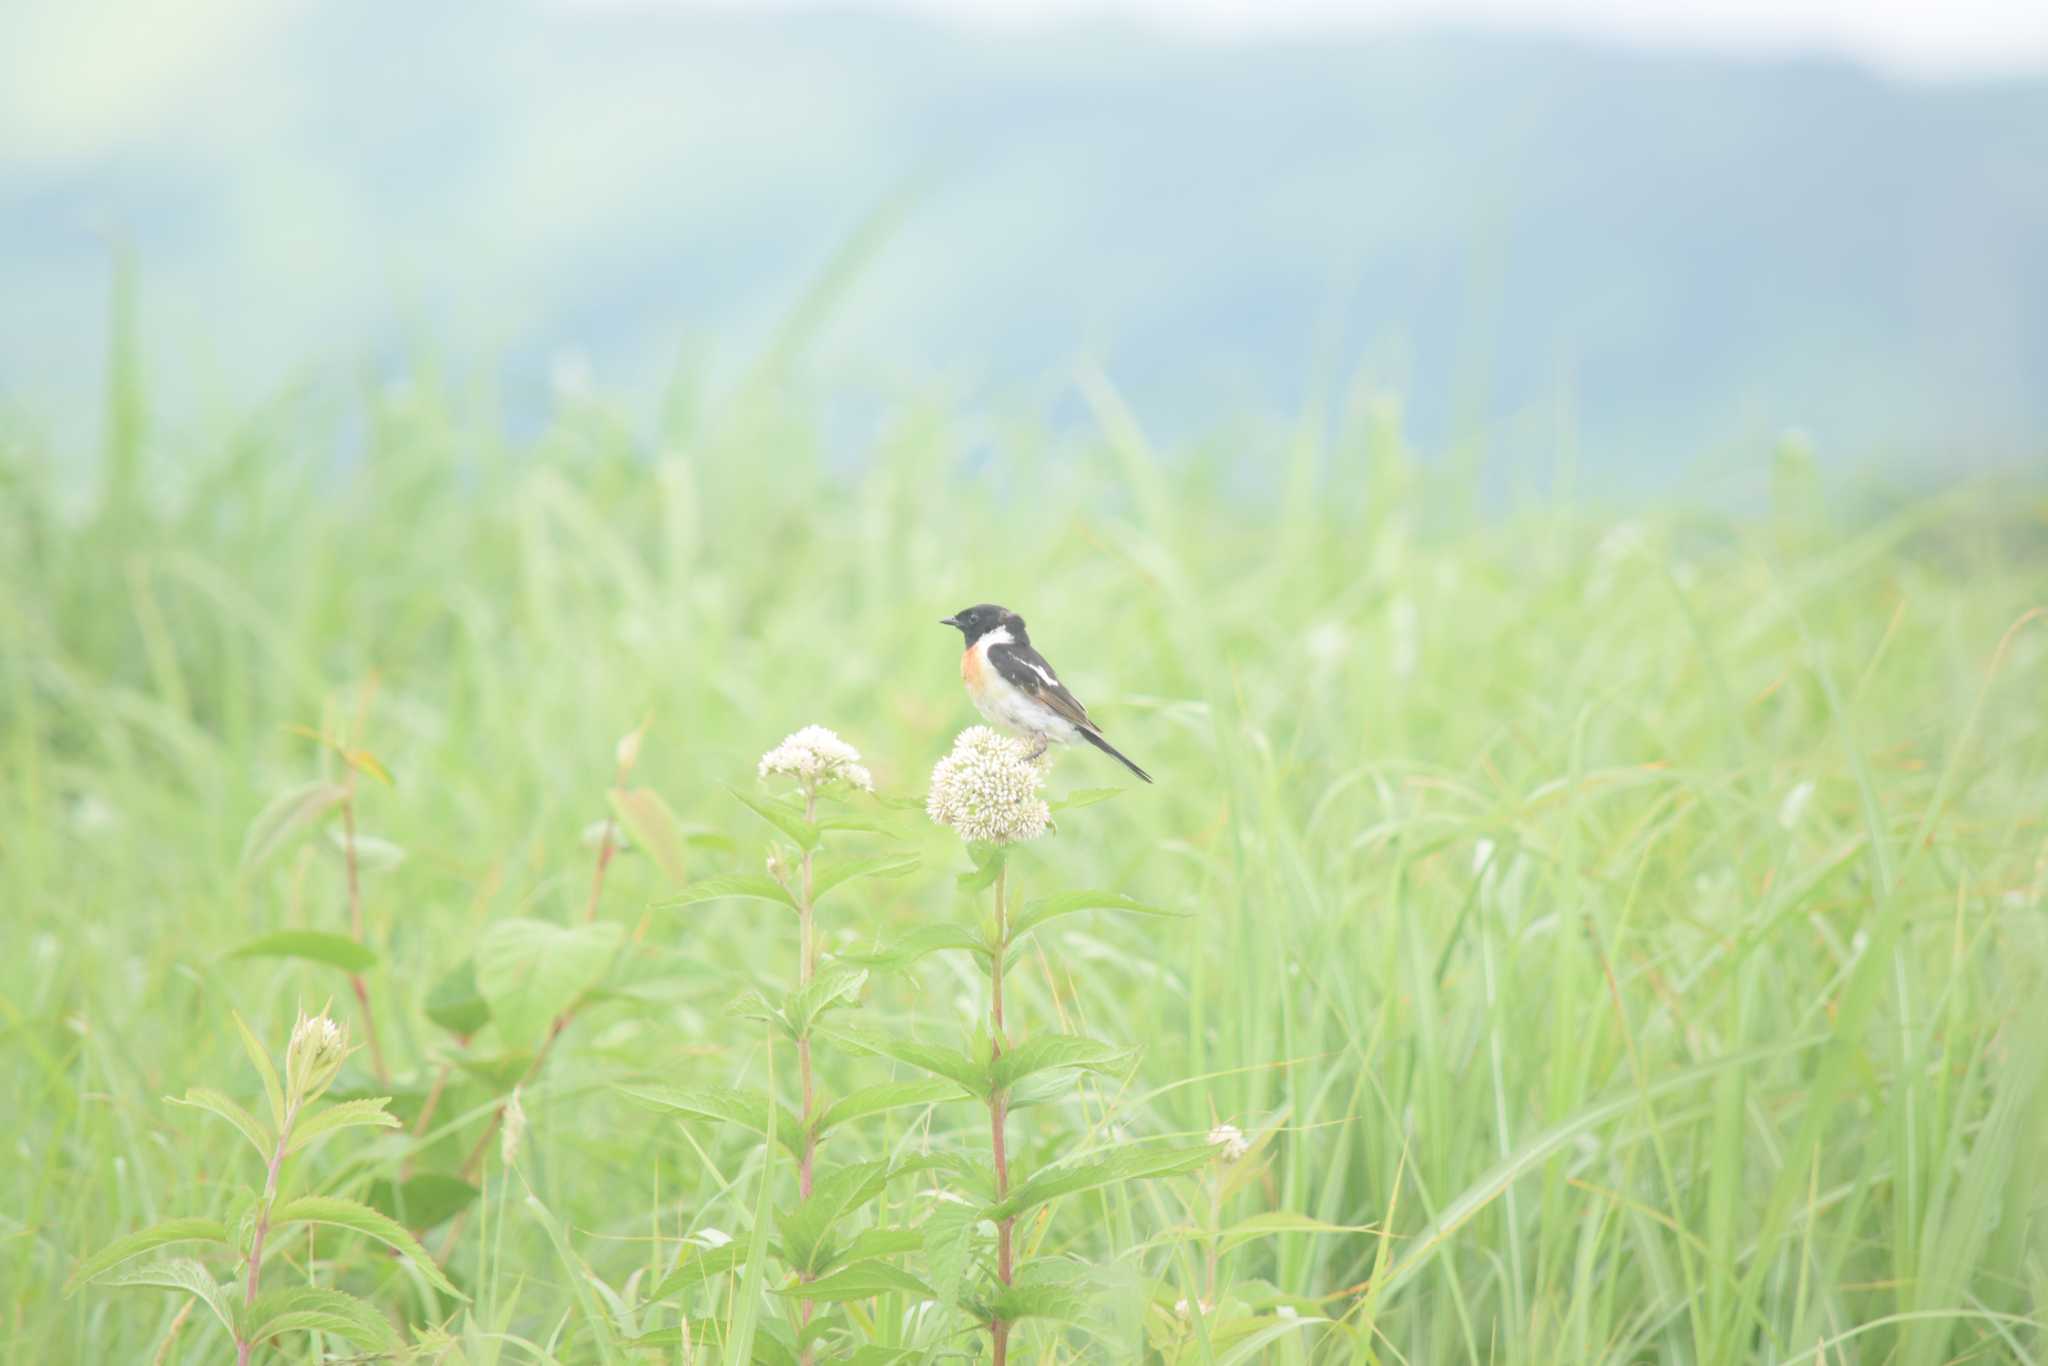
1207, 1122, 1251, 1162
926, 726, 1051, 846
757, 725, 874, 792
285, 1009, 349, 1102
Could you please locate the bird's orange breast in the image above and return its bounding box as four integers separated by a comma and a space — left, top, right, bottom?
960, 645, 984, 692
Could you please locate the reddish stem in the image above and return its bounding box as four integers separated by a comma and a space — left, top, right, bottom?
238, 1099, 299, 1364
989, 861, 1012, 1365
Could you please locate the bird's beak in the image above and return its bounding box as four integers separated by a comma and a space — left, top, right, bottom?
938, 616, 960, 628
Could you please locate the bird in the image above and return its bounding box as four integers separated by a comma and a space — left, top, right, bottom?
939, 603, 1152, 782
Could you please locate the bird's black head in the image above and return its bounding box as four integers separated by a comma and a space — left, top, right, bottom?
940, 603, 1025, 646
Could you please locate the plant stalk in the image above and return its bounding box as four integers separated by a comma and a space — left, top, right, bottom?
990, 859, 1012, 1366
797, 783, 818, 1359
340, 795, 391, 1087
237, 1097, 300, 1365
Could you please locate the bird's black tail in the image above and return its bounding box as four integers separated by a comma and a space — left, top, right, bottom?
1081, 727, 1153, 783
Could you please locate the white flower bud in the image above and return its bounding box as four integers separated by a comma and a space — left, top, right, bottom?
285, 1010, 349, 1103
1207, 1123, 1250, 1163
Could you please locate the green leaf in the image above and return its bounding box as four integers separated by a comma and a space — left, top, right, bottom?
729, 787, 820, 850
839, 924, 991, 971
1008, 891, 1185, 941
474, 917, 624, 1050
1050, 787, 1125, 811
96, 1257, 236, 1336
425, 957, 491, 1036
454, 1051, 534, 1094
366, 1172, 481, 1230
230, 1008, 286, 1128
243, 1285, 400, 1352
239, 780, 348, 873
785, 963, 867, 1038
619, 1085, 803, 1155
1218, 1212, 1371, 1257
811, 854, 919, 901
778, 1160, 893, 1273
651, 1241, 746, 1300
991, 1280, 1093, 1324
821, 1227, 924, 1274
987, 1143, 1217, 1222
268, 1194, 465, 1299
816, 1080, 966, 1137
342, 747, 395, 786
824, 1027, 990, 1100
956, 842, 1009, 892
988, 1035, 1135, 1092
166, 1087, 271, 1158
920, 1202, 979, 1307
725, 1053, 778, 1366
63, 1219, 230, 1294
227, 929, 377, 974
609, 786, 690, 885
775, 1262, 934, 1303
659, 873, 797, 912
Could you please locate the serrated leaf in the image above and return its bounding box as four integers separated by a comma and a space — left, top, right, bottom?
609, 786, 690, 885
991, 1280, 1093, 1324
821, 1227, 924, 1274
268, 1194, 464, 1298
659, 873, 797, 912
227, 929, 377, 974
988, 1035, 1135, 1092
167, 1088, 271, 1158
839, 924, 991, 971
729, 788, 820, 850
813, 813, 897, 837
239, 781, 349, 873
651, 1241, 747, 1300
619, 1085, 803, 1155
1050, 787, 1125, 811
812, 854, 919, 901
774, 1262, 933, 1303
824, 1027, 989, 1100
785, 963, 867, 1038
920, 1202, 979, 1308
287, 1097, 399, 1155
366, 1172, 481, 1230
63, 1219, 231, 1294
425, 957, 491, 1036
244, 1285, 400, 1351
1008, 891, 1185, 941
474, 917, 624, 1050
778, 1160, 893, 1273
816, 1080, 966, 1137
956, 842, 1009, 892
230, 1009, 286, 1128
986, 1143, 1217, 1223
96, 1257, 236, 1336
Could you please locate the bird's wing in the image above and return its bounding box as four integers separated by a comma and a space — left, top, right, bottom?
988, 642, 1095, 731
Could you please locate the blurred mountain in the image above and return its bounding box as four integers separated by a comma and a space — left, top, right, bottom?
3, 3, 2044, 483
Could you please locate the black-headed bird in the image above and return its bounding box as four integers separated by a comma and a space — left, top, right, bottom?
939, 603, 1153, 782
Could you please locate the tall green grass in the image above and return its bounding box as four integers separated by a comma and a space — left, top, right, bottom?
3, 368, 2044, 1362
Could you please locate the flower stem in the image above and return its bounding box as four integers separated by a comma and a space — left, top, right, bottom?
340, 794, 391, 1088
797, 784, 818, 1360
237, 1097, 299, 1365
990, 860, 1012, 1366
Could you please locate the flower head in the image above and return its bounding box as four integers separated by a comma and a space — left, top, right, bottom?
1207, 1122, 1251, 1163
757, 725, 874, 793
285, 1009, 349, 1103
926, 726, 1051, 846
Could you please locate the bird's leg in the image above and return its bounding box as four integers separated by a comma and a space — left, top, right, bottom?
1026, 736, 1049, 761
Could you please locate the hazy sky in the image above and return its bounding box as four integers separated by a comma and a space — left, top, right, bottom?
628, 0, 2048, 78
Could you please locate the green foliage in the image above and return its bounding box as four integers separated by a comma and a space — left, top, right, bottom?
14, 401, 2047, 1364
